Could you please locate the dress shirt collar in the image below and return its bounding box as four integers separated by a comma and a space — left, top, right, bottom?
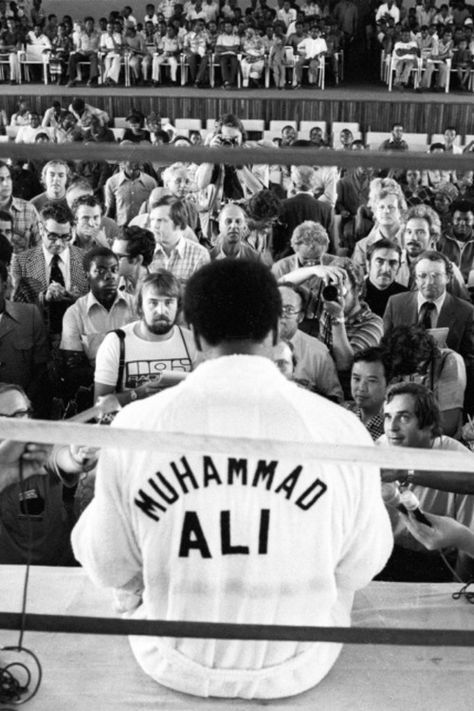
85, 289, 129, 313
154, 235, 185, 259
417, 290, 447, 315
41, 244, 70, 271
117, 170, 147, 186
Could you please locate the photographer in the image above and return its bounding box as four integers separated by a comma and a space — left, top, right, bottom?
281, 259, 383, 396
195, 113, 265, 240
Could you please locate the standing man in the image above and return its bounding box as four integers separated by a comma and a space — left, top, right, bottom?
364, 239, 408, 317
30, 160, 71, 213
149, 196, 210, 284
94, 270, 197, 406
384, 250, 474, 411
113, 225, 155, 294
72, 258, 392, 700
104, 154, 157, 227
211, 203, 259, 260
438, 200, 474, 284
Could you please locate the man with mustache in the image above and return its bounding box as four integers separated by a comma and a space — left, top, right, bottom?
94, 270, 198, 406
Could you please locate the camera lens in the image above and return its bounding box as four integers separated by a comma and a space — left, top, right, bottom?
321, 284, 339, 302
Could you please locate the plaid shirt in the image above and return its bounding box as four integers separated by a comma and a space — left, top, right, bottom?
8, 197, 41, 253
344, 402, 385, 442
150, 236, 210, 286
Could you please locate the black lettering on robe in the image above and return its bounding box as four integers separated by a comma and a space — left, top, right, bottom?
203, 455, 223, 487
221, 510, 249, 555
171, 456, 199, 494
258, 509, 270, 554
274, 466, 302, 499
178, 511, 212, 558
251, 460, 278, 490
296, 479, 328, 510
134, 489, 167, 522
227, 458, 248, 485
150, 473, 179, 504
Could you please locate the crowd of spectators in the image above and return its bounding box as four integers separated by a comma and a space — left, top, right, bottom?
0, 0, 472, 89
0, 102, 474, 583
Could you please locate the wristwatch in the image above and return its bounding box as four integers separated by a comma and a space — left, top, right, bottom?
130, 390, 138, 402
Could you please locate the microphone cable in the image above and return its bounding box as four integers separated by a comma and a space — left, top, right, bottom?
0, 456, 43, 705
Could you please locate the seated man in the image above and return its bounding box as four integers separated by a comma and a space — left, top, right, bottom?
94, 270, 198, 407
60, 246, 136, 368
378, 381, 473, 581
0, 383, 97, 564
0, 262, 49, 417
345, 346, 388, 441
148, 196, 210, 285
113, 225, 156, 295
72, 258, 392, 699
278, 283, 343, 401
0, 160, 40, 253
11, 203, 89, 344
71, 195, 111, 251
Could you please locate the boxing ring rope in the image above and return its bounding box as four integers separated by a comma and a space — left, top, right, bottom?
0, 141, 473, 171
1, 140, 474, 653
1, 416, 474, 646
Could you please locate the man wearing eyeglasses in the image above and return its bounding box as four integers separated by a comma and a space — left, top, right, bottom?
10, 203, 89, 342
383, 250, 474, 412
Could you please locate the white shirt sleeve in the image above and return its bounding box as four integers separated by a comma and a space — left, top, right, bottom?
94, 330, 122, 387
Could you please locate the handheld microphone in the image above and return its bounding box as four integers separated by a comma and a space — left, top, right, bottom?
382, 483, 433, 528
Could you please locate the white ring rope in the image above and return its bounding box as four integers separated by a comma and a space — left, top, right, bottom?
0, 416, 472, 472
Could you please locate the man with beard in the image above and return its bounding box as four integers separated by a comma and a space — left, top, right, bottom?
30, 160, 71, 213
94, 270, 197, 406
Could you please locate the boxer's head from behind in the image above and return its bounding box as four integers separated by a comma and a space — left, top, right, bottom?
184, 259, 282, 358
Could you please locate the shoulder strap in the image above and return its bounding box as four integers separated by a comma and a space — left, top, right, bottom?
113, 328, 126, 393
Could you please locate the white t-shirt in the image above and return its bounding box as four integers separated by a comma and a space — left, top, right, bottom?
94, 320, 197, 390
73, 355, 392, 699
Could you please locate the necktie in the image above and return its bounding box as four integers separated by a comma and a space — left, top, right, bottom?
418, 301, 436, 330
50, 254, 65, 287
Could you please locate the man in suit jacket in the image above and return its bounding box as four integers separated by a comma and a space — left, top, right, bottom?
271, 165, 334, 261
383, 250, 474, 411
10, 203, 88, 343
0, 261, 50, 417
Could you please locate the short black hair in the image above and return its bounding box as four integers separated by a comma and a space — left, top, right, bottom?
353, 346, 389, 380
83, 246, 117, 273
72, 194, 102, 216
450, 199, 474, 215
120, 225, 155, 267
184, 260, 281, 346
367, 238, 402, 262
40, 203, 73, 224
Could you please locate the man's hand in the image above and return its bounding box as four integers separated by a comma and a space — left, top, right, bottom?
134, 378, 163, 399
69, 444, 99, 471
44, 281, 74, 302
403, 511, 473, 553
